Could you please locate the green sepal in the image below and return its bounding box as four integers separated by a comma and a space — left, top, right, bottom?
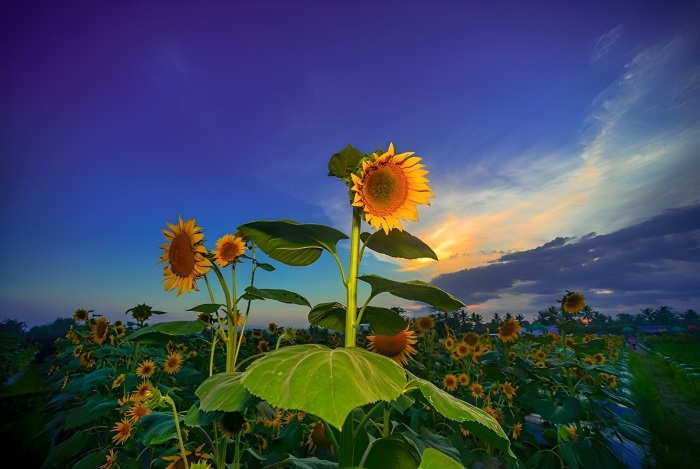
328, 144, 364, 179
358, 274, 465, 312
361, 230, 438, 261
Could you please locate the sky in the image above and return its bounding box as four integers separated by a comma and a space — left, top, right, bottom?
1, 0, 699, 330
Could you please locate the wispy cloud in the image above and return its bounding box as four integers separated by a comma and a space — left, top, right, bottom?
590, 25, 624, 64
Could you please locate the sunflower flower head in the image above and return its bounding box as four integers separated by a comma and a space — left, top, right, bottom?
561, 291, 586, 314
213, 232, 247, 267
366, 328, 418, 366
73, 308, 90, 323
90, 317, 110, 345
497, 318, 522, 342
136, 359, 157, 379
416, 315, 435, 332
159, 216, 212, 296
111, 418, 132, 445
306, 422, 333, 455
163, 352, 184, 374
443, 373, 458, 391
350, 143, 434, 234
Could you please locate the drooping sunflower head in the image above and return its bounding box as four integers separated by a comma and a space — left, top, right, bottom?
350, 143, 434, 234
73, 308, 90, 323
416, 315, 435, 332
366, 328, 418, 366
497, 318, 522, 342
561, 291, 586, 314
159, 216, 212, 296
90, 317, 110, 345
217, 411, 246, 439
213, 232, 247, 267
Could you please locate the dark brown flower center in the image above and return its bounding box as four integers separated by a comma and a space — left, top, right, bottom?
170, 232, 196, 276
363, 163, 408, 215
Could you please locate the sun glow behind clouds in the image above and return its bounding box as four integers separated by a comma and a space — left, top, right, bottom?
397, 34, 700, 282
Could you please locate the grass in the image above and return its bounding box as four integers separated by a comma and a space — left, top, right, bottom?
628, 351, 700, 467
642, 342, 700, 405
649, 342, 700, 369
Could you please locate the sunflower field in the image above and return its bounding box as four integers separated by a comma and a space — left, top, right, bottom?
16, 143, 654, 468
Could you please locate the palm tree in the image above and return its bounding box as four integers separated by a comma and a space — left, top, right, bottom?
515, 314, 526, 325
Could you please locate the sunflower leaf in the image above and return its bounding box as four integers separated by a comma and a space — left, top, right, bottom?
126, 320, 208, 343
328, 144, 363, 179
361, 230, 438, 261
418, 447, 466, 469
187, 303, 225, 314
406, 372, 516, 460
361, 433, 422, 469
239, 220, 348, 266
196, 372, 261, 412
243, 286, 311, 307
308, 302, 346, 331
358, 275, 465, 313
362, 306, 407, 335
241, 344, 406, 430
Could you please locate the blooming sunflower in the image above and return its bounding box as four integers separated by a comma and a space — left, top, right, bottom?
162, 443, 211, 469
497, 318, 522, 342
132, 380, 153, 401
416, 316, 435, 332
366, 328, 418, 366
458, 373, 470, 386
163, 352, 184, 374
470, 382, 486, 399
306, 422, 333, 455
73, 308, 89, 323
503, 381, 517, 400
125, 401, 150, 423
483, 405, 504, 424
443, 374, 458, 391
112, 374, 126, 389
512, 422, 523, 440
214, 233, 247, 267
258, 340, 270, 353
462, 331, 480, 347
90, 317, 109, 345
217, 411, 246, 439
136, 359, 157, 379
111, 418, 132, 445
350, 143, 434, 234
594, 353, 606, 364
99, 449, 117, 469
159, 216, 211, 296
561, 291, 585, 314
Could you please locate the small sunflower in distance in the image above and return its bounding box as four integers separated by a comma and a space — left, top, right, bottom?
351, 143, 434, 234
416, 315, 435, 332
73, 308, 89, 323
561, 291, 586, 314
213, 232, 247, 267
497, 318, 522, 342
366, 328, 418, 366
136, 359, 156, 379
163, 352, 184, 374
443, 374, 458, 392
159, 216, 211, 296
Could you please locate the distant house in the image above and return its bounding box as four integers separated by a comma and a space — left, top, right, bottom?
637, 325, 672, 334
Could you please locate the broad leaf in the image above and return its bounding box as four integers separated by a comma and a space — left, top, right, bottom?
361, 434, 421, 469
361, 230, 438, 261
187, 303, 225, 314
532, 396, 584, 424
418, 448, 465, 469
406, 373, 515, 459
328, 144, 363, 179
358, 275, 465, 312
238, 220, 348, 266
308, 302, 346, 331
65, 394, 119, 429
395, 424, 461, 463
63, 368, 113, 394
241, 344, 406, 429
127, 320, 207, 343
362, 306, 407, 335
138, 412, 178, 445
196, 372, 261, 412
243, 286, 310, 306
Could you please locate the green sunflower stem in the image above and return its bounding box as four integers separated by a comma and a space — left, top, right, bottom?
162, 395, 190, 469
344, 209, 362, 349
340, 412, 355, 468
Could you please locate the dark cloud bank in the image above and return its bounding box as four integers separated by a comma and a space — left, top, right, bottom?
432, 203, 700, 317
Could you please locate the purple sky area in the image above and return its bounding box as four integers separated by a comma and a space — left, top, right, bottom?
1, 0, 699, 329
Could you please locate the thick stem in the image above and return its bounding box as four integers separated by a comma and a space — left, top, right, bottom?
345, 210, 362, 348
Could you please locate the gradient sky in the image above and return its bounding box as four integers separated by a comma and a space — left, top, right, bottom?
2, 0, 699, 329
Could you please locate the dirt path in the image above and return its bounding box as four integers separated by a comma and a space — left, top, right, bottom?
633, 345, 700, 448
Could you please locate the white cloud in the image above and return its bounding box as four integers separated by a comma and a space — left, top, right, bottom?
590, 25, 624, 64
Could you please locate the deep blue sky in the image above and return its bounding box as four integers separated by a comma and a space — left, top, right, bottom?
2, 0, 699, 329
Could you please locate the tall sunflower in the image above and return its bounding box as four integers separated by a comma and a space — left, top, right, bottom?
350, 143, 434, 234
159, 216, 211, 296
366, 328, 418, 366
213, 233, 247, 267
497, 318, 522, 342
561, 291, 586, 314
90, 317, 110, 345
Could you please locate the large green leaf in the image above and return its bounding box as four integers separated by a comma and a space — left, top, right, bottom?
406, 373, 515, 459
196, 372, 261, 412
63, 368, 113, 394
187, 303, 225, 314
308, 302, 346, 331
532, 396, 584, 424
328, 144, 363, 179
358, 275, 465, 313
42, 430, 93, 469
362, 306, 407, 335
126, 320, 207, 343
361, 434, 421, 469
361, 230, 438, 261
72, 451, 109, 469
138, 412, 178, 445
395, 424, 461, 463
238, 220, 348, 266
241, 344, 406, 429
65, 394, 119, 429
418, 448, 466, 469
242, 286, 310, 307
